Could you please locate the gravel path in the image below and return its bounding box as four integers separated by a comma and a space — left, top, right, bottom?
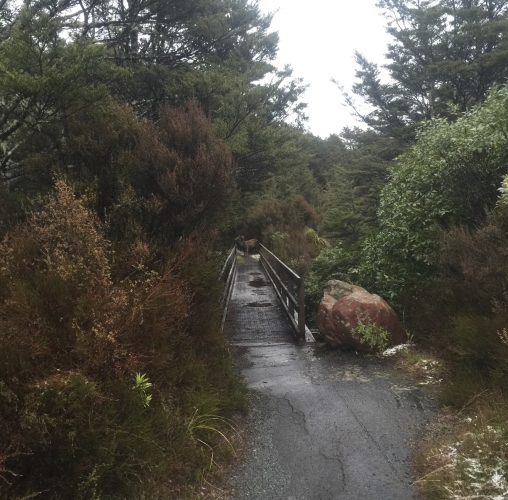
225, 256, 434, 500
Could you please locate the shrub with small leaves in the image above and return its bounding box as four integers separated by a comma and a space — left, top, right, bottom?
351, 321, 389, 353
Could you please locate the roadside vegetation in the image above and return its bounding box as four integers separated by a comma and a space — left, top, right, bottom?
2, 0, 508, 498
0, 179, 246, 499
361, 85, 508, 499
0, 1, 270, 496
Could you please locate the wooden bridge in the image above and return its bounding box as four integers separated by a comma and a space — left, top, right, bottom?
219, 244, 314, 343
218, 245, 433, 500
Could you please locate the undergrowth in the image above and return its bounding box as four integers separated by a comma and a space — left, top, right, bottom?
414, 392, 508, 500
0, 180, 246, 500
392, 347, 444, 387
402, 203, 508, 499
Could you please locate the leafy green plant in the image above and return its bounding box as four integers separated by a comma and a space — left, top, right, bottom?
357, 84, 508, 306
133, 373, 153, 408
498, 173, 508, 204
305, 244, 362, 326
351, 321, 389, 353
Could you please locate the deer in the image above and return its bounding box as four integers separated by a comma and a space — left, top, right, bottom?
235, 235, 259, 255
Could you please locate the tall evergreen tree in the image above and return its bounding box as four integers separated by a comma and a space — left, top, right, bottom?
0, 0, 306, 190
319, 128, 404, 243
0, 9, 114, 184
347, 0, 508, 141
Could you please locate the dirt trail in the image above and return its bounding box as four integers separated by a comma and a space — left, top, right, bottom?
226, 256, 434, 500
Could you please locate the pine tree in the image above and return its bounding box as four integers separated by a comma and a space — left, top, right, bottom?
348, 0, 508, 141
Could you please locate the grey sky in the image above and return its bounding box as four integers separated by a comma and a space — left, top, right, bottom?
257, 0, 392, 138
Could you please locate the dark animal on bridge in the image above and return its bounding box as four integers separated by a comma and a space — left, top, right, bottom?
235, 235, 259, 255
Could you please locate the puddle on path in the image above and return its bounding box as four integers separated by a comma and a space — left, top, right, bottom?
246, 302, 273, 308
248, 278, 270, 287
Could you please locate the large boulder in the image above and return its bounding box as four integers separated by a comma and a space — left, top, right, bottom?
317, 280, 407, 351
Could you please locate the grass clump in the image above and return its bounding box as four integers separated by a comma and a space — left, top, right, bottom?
414, 392, 508, 500
392, 347, 444, 387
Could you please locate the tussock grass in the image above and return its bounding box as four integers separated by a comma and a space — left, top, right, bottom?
414, 392, 508, 500
388, 345, 445, 387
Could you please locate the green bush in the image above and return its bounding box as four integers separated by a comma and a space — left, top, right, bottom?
305, 245, 361, 325
358, 84, 508, 306
351, 321, 389, 353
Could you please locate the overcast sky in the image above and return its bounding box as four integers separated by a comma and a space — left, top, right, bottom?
257, 0, 392, 138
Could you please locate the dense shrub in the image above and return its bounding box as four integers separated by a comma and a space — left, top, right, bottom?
127, 100, 237, 243
245, 195, 319, 240
268, 228, 328, 276
410, 204, 508, 388
25, 98, 237, 248
358, 84, 508, 305
305, 245, 361, 324
0, 181, 244, 499
242, 194, 325, 275
435, 211, 508, 316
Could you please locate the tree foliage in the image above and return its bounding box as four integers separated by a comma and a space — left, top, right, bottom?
319, 128, 404, 243
0, 0, 306, 188
348, 0, 508, 140
359, 83, 508, 304
0, 9, 115, 183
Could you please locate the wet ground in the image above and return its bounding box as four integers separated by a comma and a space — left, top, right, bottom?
225, 255, 434, 500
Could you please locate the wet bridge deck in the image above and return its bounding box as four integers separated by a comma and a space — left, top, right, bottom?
227, 255, 295, 346
225, 255, 434, 500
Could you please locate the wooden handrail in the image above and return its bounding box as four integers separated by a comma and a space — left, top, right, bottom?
259, 244, 306, 340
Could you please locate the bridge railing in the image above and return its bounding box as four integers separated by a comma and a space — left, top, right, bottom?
259, 244, 305, 340
219, 246, 237, 331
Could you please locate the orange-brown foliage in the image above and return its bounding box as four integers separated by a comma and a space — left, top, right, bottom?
0, 180, 201, 497
0, 100, 242, 499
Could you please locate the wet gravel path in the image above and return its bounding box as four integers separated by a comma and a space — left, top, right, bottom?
226, 255, 434, 500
